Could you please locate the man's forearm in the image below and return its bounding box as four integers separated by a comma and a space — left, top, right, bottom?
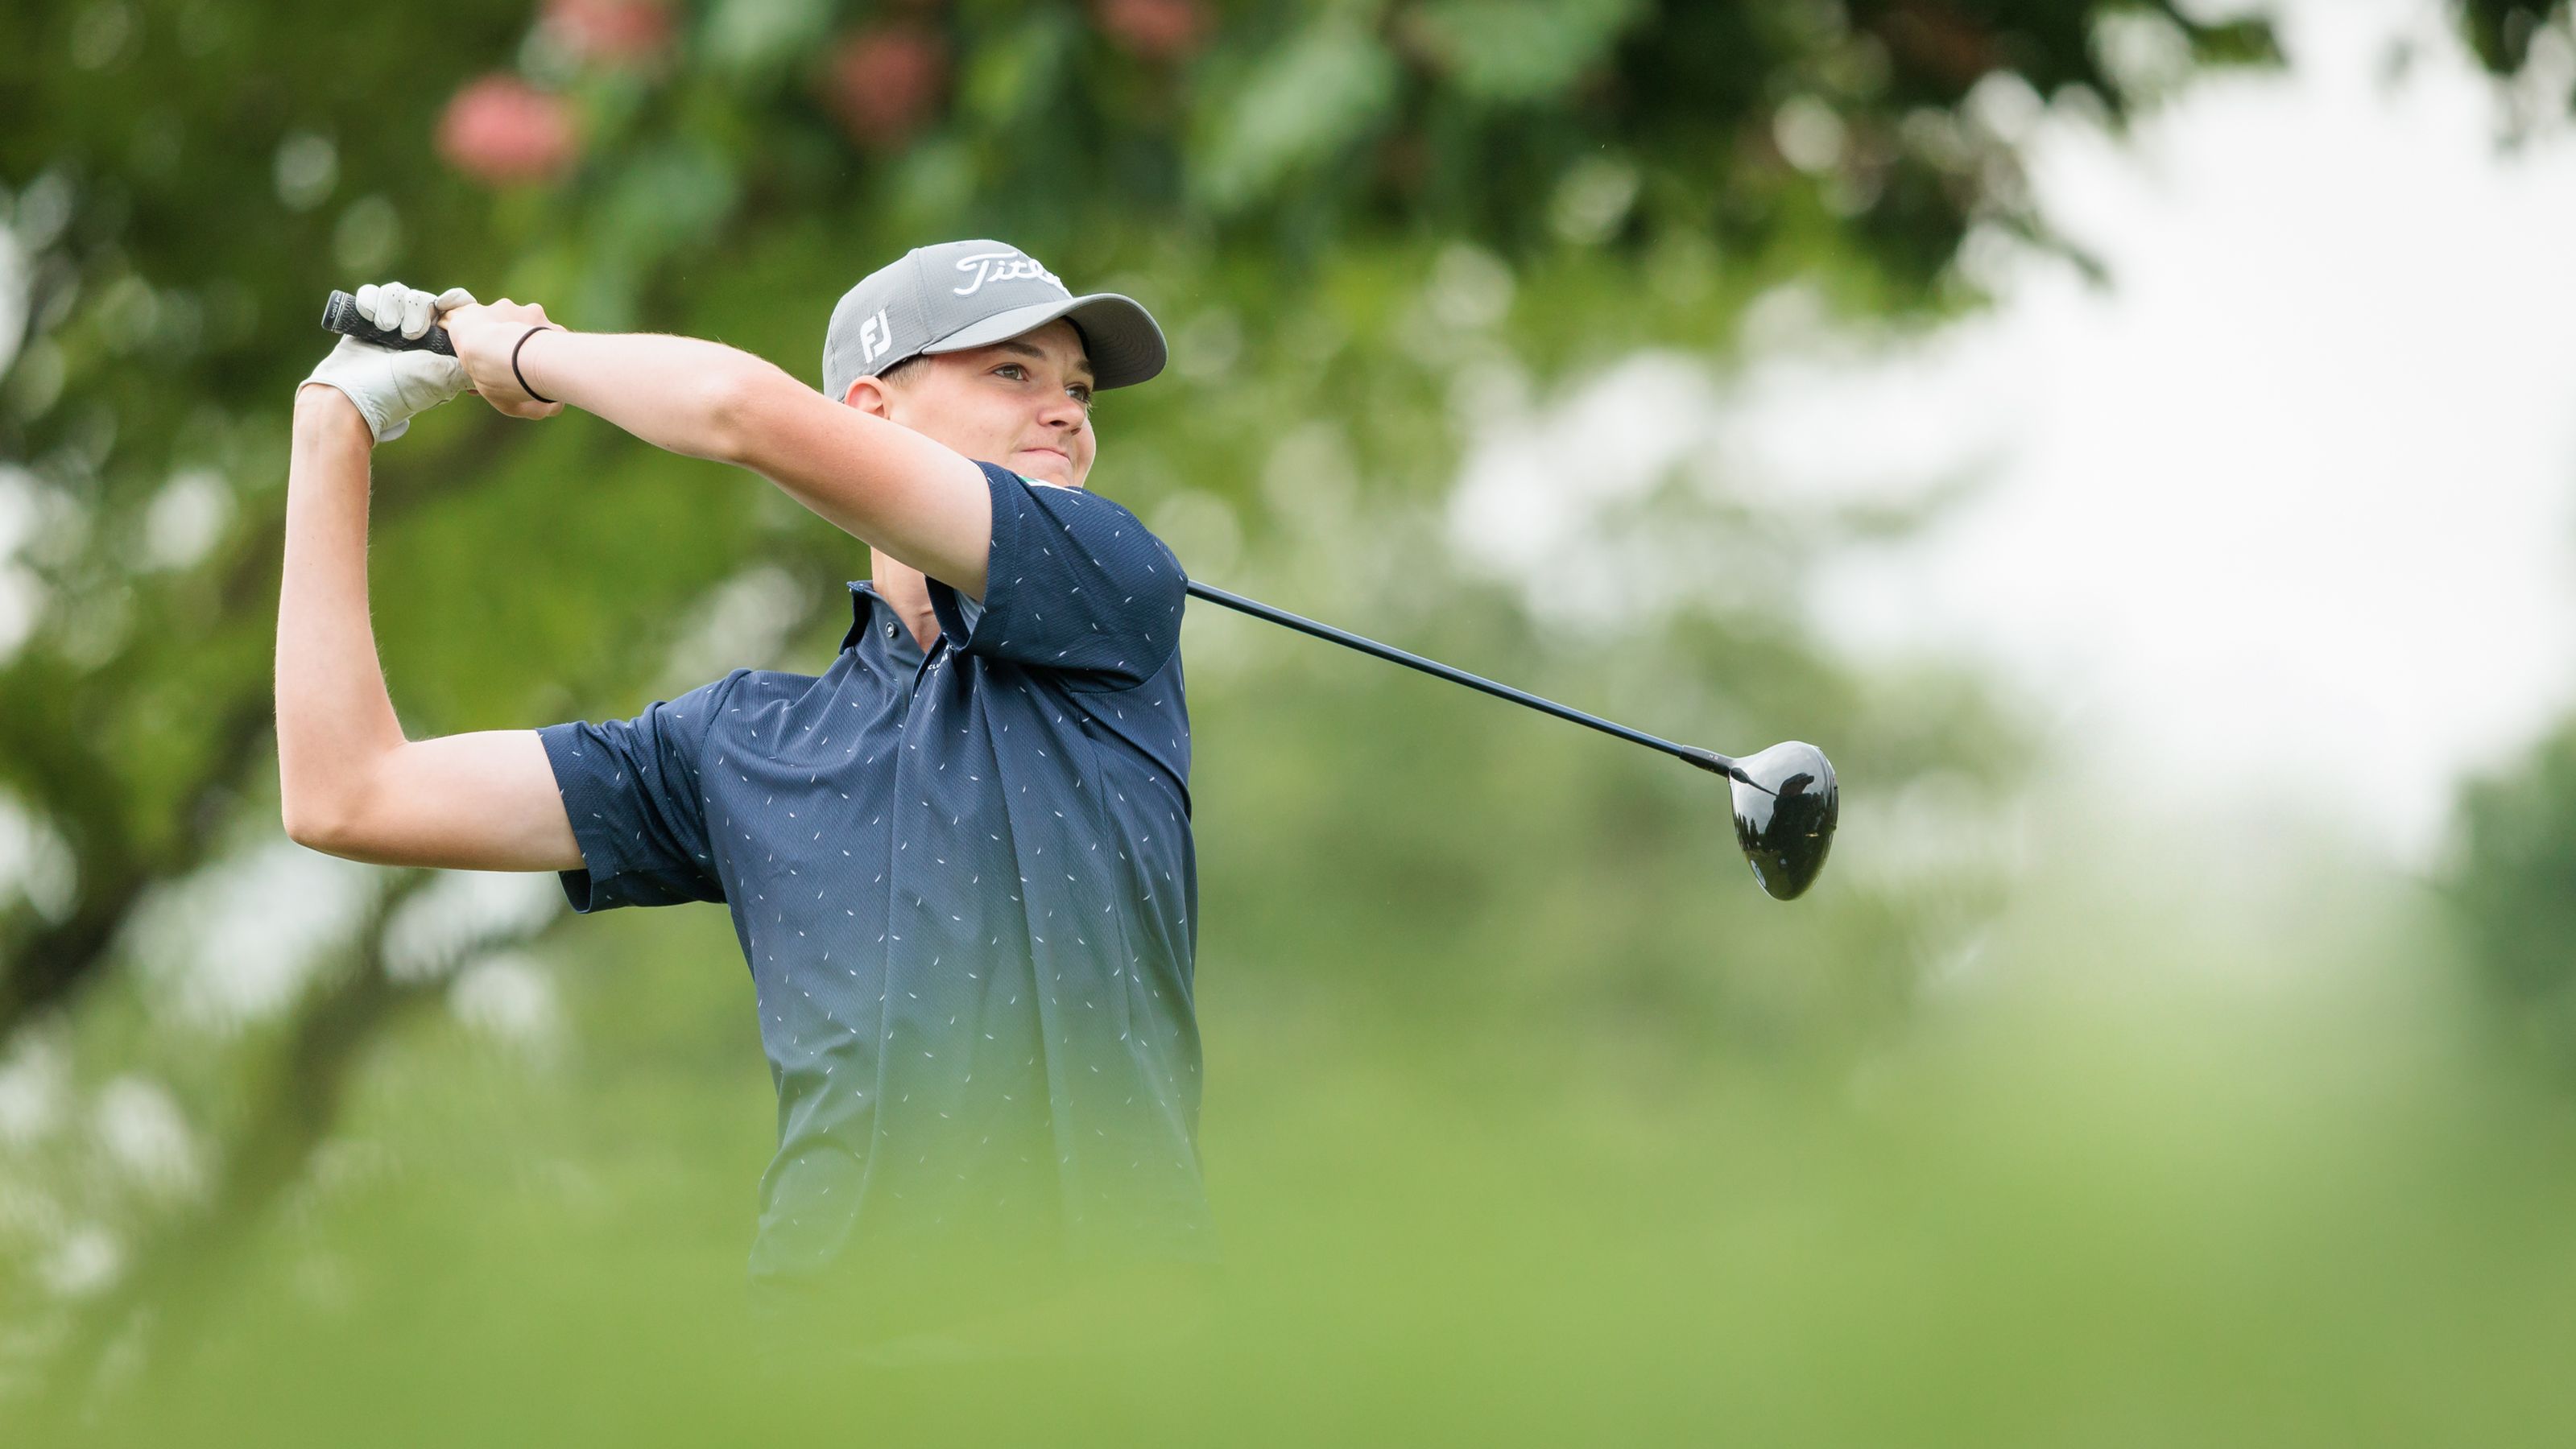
506, 328, 779, 464
275, 386, 407, 841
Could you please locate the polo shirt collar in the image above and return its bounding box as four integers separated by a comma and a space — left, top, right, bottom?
844, 580, 928, 671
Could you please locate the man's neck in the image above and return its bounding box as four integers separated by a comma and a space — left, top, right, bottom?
870, 549, 943, 653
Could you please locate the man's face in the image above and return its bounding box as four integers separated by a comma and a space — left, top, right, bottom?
850, 318, 1098, 490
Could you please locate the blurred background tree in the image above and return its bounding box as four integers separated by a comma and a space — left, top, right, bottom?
2437, 0, 2576, 1075
2447, 723, 2576, 1067
2454, 0, 2574, 75
4, 0, 2574, 1435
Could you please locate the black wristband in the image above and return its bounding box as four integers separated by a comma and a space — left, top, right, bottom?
511, 324, 560, 405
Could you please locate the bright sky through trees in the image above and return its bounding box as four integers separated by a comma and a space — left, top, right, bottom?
1453, 0, 2576, 862
1751, 0, 2576, 860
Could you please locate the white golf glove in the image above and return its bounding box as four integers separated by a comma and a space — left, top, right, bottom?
299, 283, 478, 444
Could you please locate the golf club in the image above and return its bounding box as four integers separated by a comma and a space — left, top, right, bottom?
319, 291, 1838, 898
1181, 581, 1836, 901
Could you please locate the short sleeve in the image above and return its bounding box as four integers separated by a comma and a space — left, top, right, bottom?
925, 461, 1187, 693
535, 670, 746, 913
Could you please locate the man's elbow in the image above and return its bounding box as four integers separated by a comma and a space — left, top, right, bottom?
281, 800, 340, 854
280, 790, 362, 857
279, 763, 385, 858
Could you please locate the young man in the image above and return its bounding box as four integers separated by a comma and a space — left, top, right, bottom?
280, 242, 1213, 1341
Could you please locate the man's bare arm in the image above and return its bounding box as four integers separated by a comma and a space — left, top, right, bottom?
275, 386, 581, 869
719, 365, 992, 601
442, 318, 992, 600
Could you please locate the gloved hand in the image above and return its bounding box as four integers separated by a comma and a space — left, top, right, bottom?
297, 283, 479, 444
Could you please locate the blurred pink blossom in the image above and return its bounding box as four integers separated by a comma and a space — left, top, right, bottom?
436, 76, 581, 185
825, 27, 949, 150
540, 0, 672, 67
1094, 0, 1209, 62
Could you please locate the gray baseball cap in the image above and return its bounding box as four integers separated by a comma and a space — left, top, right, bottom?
821, 240, 1167, 404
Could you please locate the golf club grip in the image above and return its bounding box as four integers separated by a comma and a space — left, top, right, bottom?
320, 290, 456, 357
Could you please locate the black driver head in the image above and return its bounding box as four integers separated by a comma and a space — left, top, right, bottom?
1730, 741, 1838, 901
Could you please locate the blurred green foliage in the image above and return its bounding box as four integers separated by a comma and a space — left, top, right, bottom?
2446, 721, 2576, 1067
2455, 0, 2576, 72
45, 831, 2576, 1447
4, 0, 2574, 1439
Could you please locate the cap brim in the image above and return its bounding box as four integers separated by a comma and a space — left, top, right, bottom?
920, 292, 1167, 390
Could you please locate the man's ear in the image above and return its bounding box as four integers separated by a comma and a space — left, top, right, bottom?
841, 376, 893, 418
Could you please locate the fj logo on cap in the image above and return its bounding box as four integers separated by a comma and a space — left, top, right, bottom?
952, 250, 1066, 298
858, 308, 892, 365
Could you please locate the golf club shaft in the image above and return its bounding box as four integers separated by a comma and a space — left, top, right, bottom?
1183, 580, 1740, 780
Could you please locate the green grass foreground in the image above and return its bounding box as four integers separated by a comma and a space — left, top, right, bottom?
43, 856, 2576, 1447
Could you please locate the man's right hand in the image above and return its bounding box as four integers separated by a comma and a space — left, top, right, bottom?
437, 297, 569, 419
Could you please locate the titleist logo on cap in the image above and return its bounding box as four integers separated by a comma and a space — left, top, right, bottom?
952, 250, 1067, 297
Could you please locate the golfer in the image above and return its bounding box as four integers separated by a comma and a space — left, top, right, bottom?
279, 242, 1213, 1344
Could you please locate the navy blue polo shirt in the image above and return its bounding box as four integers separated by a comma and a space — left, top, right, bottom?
537, 461, 1211, 1284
